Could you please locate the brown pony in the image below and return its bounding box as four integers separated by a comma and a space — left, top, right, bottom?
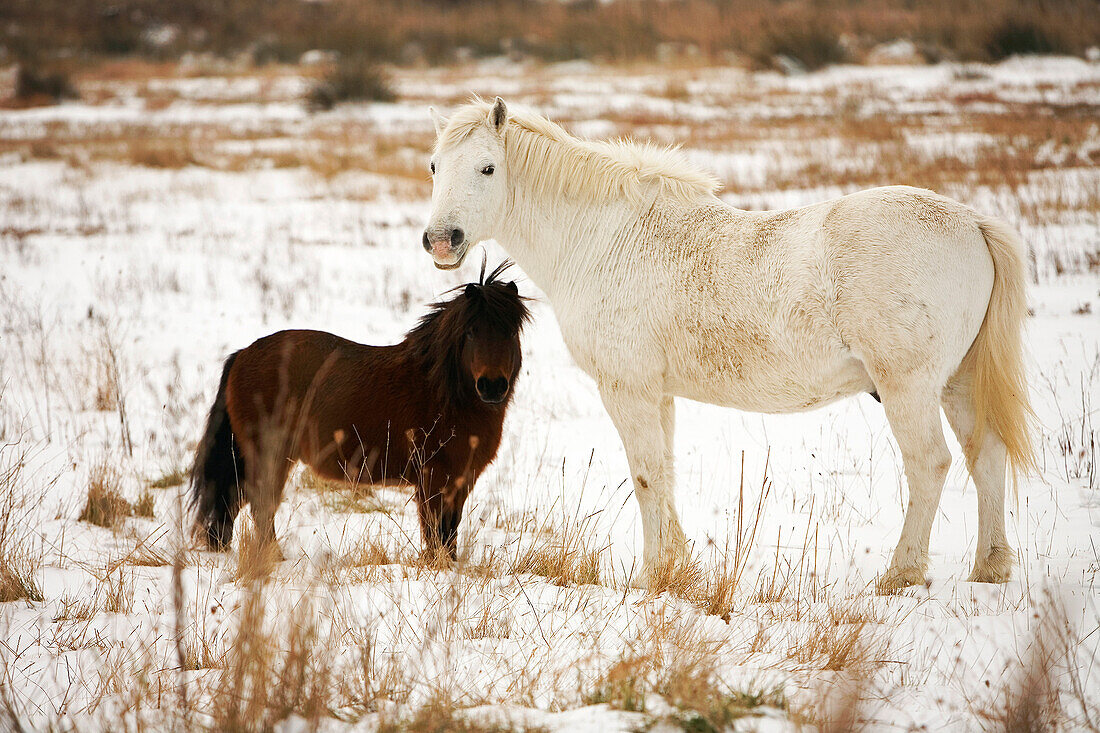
190, 261, 530, 559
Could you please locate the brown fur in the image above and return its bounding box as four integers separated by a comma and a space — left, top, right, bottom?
190, 263, 529, 559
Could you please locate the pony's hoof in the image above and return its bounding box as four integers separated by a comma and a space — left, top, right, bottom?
876, 565, 927, 594
967, 546, 1014, 583
418, 547, 453, 569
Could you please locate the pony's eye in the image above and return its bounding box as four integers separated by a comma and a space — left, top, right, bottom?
430, 161, 436, 175
481, 165, 495, 176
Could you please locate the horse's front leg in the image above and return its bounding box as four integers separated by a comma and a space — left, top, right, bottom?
600, 385, 689, 587
659, 395, 687, 550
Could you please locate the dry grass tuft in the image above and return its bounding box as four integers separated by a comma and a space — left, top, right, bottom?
212, 584, 338, 730
510, 539, 603, 587
378, 695, 546, 732
234, 522, 284, 583
133, 489, 156, 518
0, 555, 43, 604
585, 610, 785, 727
789, 616, 875, 672
645, 554, 705, 600
0, 446, 43, 603
972, 590, 1085, 732
148, 468, 186, 489
464, 606, 512, 641
54, 566, 134, 620
79, 461, 133, 528
343, 535, 396, 568
100, 567, 135, 614
179, 628, 225, 671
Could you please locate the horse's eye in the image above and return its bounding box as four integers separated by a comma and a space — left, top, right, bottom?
481, 164, 495, 176
430, 161, 436, 175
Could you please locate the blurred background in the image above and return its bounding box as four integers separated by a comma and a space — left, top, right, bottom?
4, 0, 1100, 106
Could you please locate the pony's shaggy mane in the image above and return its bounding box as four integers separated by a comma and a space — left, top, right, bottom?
405, 260, 530, 406
437, 99, 720, 207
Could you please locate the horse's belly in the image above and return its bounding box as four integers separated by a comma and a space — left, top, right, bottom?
666, 344, 874, 414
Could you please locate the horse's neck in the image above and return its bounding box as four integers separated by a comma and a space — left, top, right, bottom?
496, 182, 648, 300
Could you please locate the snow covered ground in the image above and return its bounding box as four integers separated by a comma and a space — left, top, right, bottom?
0, 56, 1097, 731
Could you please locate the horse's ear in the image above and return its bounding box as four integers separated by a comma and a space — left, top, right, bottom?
488, 97, 508, 134
464, 284, 480, 300
506, 281, 518, 294
430, 106, 447, 137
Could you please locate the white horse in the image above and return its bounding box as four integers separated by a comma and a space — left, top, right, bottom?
422, 97, 1033, 591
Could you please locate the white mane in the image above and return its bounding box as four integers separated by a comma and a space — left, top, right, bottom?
437, 99, 720, 207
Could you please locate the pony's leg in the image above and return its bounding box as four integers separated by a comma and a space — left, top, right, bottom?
248, 452, 291, 559
415, 479, 448, 561
599, 385, 688, 586
876, 384, 952, 592
440, 484, 472, 561
942, 372, 1013, 582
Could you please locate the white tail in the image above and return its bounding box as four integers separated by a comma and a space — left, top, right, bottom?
961, 216, 1035, 478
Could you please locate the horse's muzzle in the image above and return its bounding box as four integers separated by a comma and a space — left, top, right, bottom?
423, 227, 467, 269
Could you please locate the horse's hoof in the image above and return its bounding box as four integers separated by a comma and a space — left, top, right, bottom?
639, 555, 700, 593
967, 546, 1014, 583
876, 565, 927, 594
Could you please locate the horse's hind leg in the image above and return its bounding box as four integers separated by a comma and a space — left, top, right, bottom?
942, 370, 1013, 583
876, 382, 952, 592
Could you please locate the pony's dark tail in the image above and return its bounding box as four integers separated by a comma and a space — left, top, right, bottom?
190, 351, 245, 550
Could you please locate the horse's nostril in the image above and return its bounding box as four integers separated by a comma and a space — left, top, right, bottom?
476, 376, 490, 394
450, 228, 464, 247
422, 231, 432, 252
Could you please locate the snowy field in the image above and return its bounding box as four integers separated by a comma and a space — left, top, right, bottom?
0, 56, 1098, 730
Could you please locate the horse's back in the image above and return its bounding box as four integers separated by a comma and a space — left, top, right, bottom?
650, 186, 996, 410
227, 330, 363, 406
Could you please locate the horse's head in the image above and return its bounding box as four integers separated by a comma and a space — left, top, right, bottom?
457, 272, 526, 405
423, 97, 510, 270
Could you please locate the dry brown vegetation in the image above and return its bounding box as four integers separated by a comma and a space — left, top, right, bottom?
0, 444, 43, 604
584, 610, 786, 727
79, 460, 133, 528
4, 0, 1098, 68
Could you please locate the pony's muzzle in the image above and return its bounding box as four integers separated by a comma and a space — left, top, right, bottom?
475, 375, 509, 404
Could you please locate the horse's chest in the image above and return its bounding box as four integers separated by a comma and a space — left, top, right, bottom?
554, 303, 657, 384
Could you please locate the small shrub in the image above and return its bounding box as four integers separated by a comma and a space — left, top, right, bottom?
985, 17, 1060, 60
79, 463, 133, 529
13, 65, 77, 104
753, 20, 846, 71
305, 56, 395, 112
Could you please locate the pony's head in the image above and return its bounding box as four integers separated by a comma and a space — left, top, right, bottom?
423, 97, 511, 270
411, 260, 530, 406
